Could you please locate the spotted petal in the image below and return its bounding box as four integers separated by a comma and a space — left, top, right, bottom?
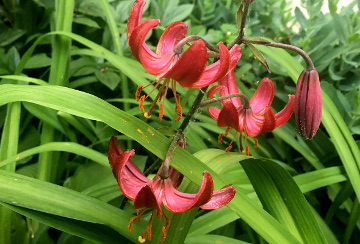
163, 171, 213, 213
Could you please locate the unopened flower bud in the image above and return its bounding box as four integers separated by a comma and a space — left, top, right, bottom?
294, 69, 322, 139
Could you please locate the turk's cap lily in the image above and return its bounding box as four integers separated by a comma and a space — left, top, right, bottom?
127, 0, 242, 89
208, 70, 295, 138
108, 136, 235, 240
294, 69, 322, 139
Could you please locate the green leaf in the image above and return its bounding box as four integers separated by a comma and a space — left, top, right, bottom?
241, 158, 327, 244
0, 170, 145, 242
1, 202, 127, 244
24, 53, 52, 69
246, 43, 271, 73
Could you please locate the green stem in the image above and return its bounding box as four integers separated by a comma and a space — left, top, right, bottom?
159, 86, 209, 179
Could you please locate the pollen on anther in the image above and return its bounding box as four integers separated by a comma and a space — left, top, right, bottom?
225, 145, 232, 152
139, 95, 146, 113
135, 85, 143, 101
246, 146, 250, 156
159, 104, 164, 122
175, 106, 182, 122
218, 133, 224, 144
144, 112, 151, 119
253, 138, 258, 149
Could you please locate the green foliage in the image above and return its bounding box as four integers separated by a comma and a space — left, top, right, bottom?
0, 0, 360, 243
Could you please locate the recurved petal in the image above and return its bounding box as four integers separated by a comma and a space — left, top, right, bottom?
108, 136, 124, 166
164, 39, 207, 88
275, 94, 295, 129
249, 78, 275, 115
200, 184, 235, 209
206, 85, 224, 121
156, 21, 188, 56
163, 171, 213, 213
115, 149, 148, 201
191, 42, 232, 88
127, 0, 146, 42
258, 107, 276, 134
128, 19, 160, 61
217, 100, 241, 132
219, 70, 241, 107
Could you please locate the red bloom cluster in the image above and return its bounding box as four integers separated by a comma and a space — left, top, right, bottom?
127, 0, 241, 121
207, 70, 295, 154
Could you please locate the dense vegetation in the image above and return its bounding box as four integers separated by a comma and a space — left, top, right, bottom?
1, 0, 360, 243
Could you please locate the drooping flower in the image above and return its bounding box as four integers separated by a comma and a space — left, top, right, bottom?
128, 0, 241, 121
294, 69, 322, 139
108, 136, 235, 241
207, 70, 295, 154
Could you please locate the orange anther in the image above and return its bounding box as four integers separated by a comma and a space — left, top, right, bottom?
218, 133, 224, 144
139, 95, 146, 113
225, 145, 232, 152
246, 146, 250, 156
253, 138, 258, 149
159, 104, 164, 122
175, 105, 182, 122
135, 85, 143, 101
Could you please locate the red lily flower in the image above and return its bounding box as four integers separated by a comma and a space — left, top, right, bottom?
108, 136, 235, 241
294, 69, 322, 139
207, 70, 295, 154
128, 0, 241, 121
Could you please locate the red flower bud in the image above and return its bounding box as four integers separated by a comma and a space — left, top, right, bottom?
294, 69, 322, 139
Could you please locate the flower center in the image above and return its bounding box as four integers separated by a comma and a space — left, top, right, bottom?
136, 78, 182, 122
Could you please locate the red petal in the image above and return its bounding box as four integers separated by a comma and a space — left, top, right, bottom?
258, 107, 276, 134
168, 167, 184, 189
192, 42, 231, 88
127, 0, 146, 42
114, 149, 148, 200
134, 184, 162, 213
217, 101, 241, 132
163, 171, 213, 213
275, 94, 295, 129
249, 77, 274, 115
156, 21, 187, 56
243, 108, 264, 137
219, 70, 241, 107
108, 136, 124, 166
200, 185, 235, 209
164, 40, 207, 88
128, 18, 160, 61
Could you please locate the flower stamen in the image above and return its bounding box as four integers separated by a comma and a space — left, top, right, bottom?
139, 210, 156, 241
139, 95, 146, 113
253, 138, 258, 149
135, 85, 143, 101
128, 208, 146, 232
225, 131, 238, 152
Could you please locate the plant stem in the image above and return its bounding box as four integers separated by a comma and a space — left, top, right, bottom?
243, 37, 315, 70
228, 0, 251, 49
173, 35, 218, 54
159, 86, 209, 179
199, 93, 250, 108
